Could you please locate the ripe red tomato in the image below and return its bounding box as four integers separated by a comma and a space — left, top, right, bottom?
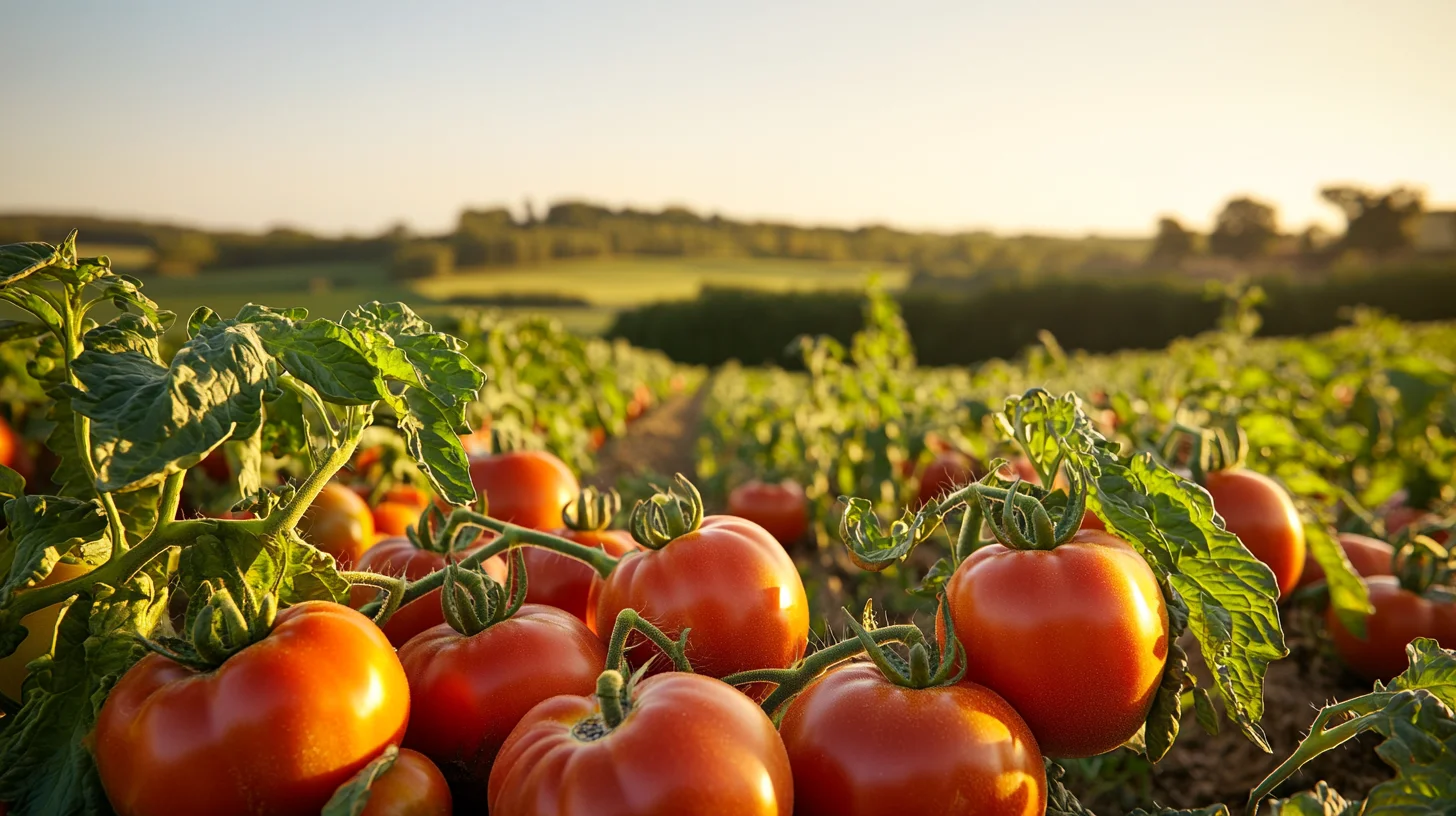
727, 479, 810, 545
300, 483, 376, 569
1204, 468, 1306, 599
1297, 532, 1394, 589
488, 672, 793, 815
467, 450, 579, 530
399, 604, 606, 805
944, 529, 1169, 758
779, 663, 1046, 816
360, 749, 452, 816
587, 515, 809, 682
1327, 576, 1456, 682
0, 560, 93, 701
1080, 510, 1107, 532
525, 530, 638, 623
94, 602, 410, 816
197, 449, 230, 483
372, 502, 421, 538
917, 452, 983, 508
353, 536, 507, 648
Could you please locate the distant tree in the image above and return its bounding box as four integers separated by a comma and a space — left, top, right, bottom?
1297, 224, 1333, 255
1320, 185, 1424, 256
390, 242, 454, 280
1146, 217, 1194, 266
1209, 197, 1278, 260
152, 231, 217, 276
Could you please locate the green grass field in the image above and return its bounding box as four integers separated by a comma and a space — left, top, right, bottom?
55, 248, 906, 336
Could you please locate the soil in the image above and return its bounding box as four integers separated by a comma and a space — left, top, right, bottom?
583, 388, 1394, 811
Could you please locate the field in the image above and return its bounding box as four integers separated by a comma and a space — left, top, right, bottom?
2, 233, 1455, 815
74, 242, 907, 337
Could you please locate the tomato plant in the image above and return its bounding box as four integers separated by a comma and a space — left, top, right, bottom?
587, 476, 809, 682
467, 447, 579, 530
352, 523, 507, 648
94, 596, 410, 816
727, 478, 810, 545
1203, 468, 1307, 599
1326, 540, 1456, 682
488, 669, 792, 815
778, 609, 1045, 816
0, 558, 92, 702
398, 556, 606, 806
527, 487, 638, 621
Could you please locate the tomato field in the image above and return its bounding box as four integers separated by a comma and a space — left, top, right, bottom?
1, 232, 1454, 815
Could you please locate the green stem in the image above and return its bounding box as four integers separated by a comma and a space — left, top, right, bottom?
265, 416, 364, 538
722, 623, 922, 719
57, 293, 129, 557
156, 469, 186, 528
604, 608, 692, 673
340, 571, 406, 626
1244, 693, 1394, 815
440, 511, 621, 577
597, 670, 628, 728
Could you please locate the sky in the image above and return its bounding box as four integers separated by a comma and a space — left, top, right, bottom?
2, 1, 1453, 238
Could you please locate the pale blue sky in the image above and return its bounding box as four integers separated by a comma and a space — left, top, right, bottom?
3, 1, 1453, 236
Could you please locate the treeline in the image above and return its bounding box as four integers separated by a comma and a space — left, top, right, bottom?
607, 263, 1456, 367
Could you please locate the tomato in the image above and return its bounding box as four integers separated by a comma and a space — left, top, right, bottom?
779, 663, 1046, 816
1327, 576, 1456, 682
373, 502, 421, 538
944, 529, 1169, 758
917, 452, 982, 508
94, 602, 410, 816
1297, 532, 1394, 589
399, 604, 606, 806
0, 415, 19, 471
1386, 506, 1451, 546
197, 449, 230, 484
300, 483, 376, 569
488, 672, 793, 815
360, 749, 452, 816
353, 536, 507, 648
0, 560, 93, 702
1203, 468, 1305, 599
467, 450, 579, 530
727, 479, 810, 545
526, 532, 638, 623
1080, 510, 1107, 532
587, 515, 809, 683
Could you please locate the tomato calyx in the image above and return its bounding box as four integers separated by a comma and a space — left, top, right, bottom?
439, 549, 528, 636
849, 599, 966, 690
975, 473, 1088, 552
602, 607, 694, 674
1162, 418, 1249, 485
562, 486, 621, 533
628, 473, 704, 550
140, 580, 277, 670
1391, 536, 1453, 596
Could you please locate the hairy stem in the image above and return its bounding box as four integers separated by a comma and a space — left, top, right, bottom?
723, 623, 922, 718
1244, 693, 1394, 815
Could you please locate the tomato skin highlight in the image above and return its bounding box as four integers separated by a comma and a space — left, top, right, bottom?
0, 560, 93, 702
359, 749, 452, 816
944, 530, 1169, 758
398, 604, 606, 805
488, 672, 793, 816
727, 479, 811, 546
1327, 576, 1456, 682
779, 663, 1046, 816
587, 515, 809, 682
1204, 468, 1306, 599
301, 482, 376, 569
1297, 532, 1394, 589
467, 450, 579, 530
352, 536, 507, 648
93, 602, 410, 816
524, 530, 639, 622
372, 501, 421, 538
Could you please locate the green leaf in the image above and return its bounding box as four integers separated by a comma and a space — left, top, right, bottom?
1268, 782, 1355, 816
909, 556, 955, 599
1143, 640, 1192, 762
1044, 760, 1098, 816
1193, 687, 1220, 736
176, 526, 348, 623
0, 319, 50, 343
1306, 523, 1373, 640
112, 483, 164, 546
343, 301, 485, 413
390, 389, 474, 506
238, 306, 389, 405
1128, 808, 1230, 816
91, 274, 174, 331
0, 241, 60, 285
42, 392, 94, 499
0, 464, 24, 504
321, 745, 399, 816
0, 496, 109, 618
84, 312, 162, 359
837, 496, 943, 572
0, 576, 168, 815
68, 321, 276, 492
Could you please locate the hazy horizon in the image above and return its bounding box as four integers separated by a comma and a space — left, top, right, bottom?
4, 1, 1453, 238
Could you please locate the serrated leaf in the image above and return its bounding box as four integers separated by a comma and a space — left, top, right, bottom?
0, 496, 109, 620
0, 320, 49, 343
177, 526, 348, 623
0, 241, 60, 285
84, 312, 162, 359
1269, 782, 1353, 816
91, 275, 174, 331
321, 745, 399, 816
0, 576, 168, 815
909, 556, 955, 599
68, 321, 276, 492
238, 306, 389, 405
1194, 687, 1220, 736
0, 464, 24, 504
1044, 760, 1097, 816
343, 301, 485, 413
42, 392, 94, 499
391, 389, 474, 506
838, 496, 943, 571
1307, 523, 1373, 640
1144, 640, 1191, 762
